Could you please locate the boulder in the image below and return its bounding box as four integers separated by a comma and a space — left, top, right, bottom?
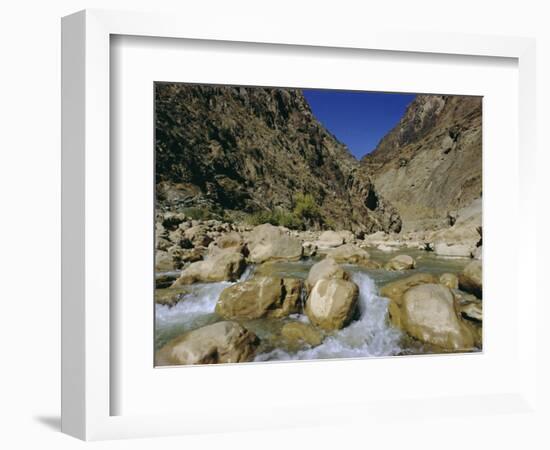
281, 321, 323, 348
316, 230, 344, 248
305, 278, 359, 331
401, 284, 476, 350
439, 273, 459, 289
156, 321, 259, 365
305, 257, 349, 292
246, 223, 303, 263
172, 249, 245, 286
215, 277, 303, 320
459, 260, 482, 298
384, 254, 416, 271
324, 244, 379, 268
380, 273, 439, 328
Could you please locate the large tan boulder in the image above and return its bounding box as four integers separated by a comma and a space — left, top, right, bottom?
156, 321, 259, 365
380, 273, 438, 328
305, 257, 349, 292
384, 254, 416, 271
172, 249, 245, 286
324, 244, 379, 268
459, 260, 482, 298
305, 278, 359, 331
400, 284, 476, 351
246, 223, 303, 263
215, 277, 303, 320
281, 321, 323, 348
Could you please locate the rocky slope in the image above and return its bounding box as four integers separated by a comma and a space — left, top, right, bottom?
155, 83, 401, 233
362, 95, 482, 233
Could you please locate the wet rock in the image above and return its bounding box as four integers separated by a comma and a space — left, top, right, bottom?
281, 321, 323, 348
246, 223, 303, 263
156, 321, 259, 365
306, 278, 359, 331
384, 254, 416, 271
172, 249, 245, 285
305, 257, 349, 292
401, 284, 476, 350
215, 277, 303, 320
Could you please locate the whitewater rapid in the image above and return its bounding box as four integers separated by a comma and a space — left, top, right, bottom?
155, 268, 403, 360
254, 272, 403, 361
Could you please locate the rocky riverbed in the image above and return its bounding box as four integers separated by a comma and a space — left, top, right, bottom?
154, 213, 482, 366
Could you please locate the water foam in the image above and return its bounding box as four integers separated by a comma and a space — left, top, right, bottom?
255, 272, 403, 361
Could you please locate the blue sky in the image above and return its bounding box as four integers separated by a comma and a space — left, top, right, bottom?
302, 89, 416, 159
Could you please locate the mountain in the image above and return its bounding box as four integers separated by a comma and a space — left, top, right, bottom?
362, 95, 482, 232
155, 83, 401, 233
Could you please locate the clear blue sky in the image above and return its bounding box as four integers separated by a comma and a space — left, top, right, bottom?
302, 89, 416, 159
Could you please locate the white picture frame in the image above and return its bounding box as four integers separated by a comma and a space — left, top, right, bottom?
61, 9, 539, 441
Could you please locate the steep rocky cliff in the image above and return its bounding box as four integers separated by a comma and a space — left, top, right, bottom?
362, 95, 482, 232
155, 83, 401, 233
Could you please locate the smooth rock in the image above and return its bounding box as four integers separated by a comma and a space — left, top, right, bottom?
384, 254, 416, 271
380, 273, 439, 328
315, 230, 345, 248
305, 257, 349, 292
401, 284, 476, 350
305, 278, 359, 331
215, 277, 303, 320
324, 244, 379, 268
246, 223, 303, 263
172, 249, 245, 285
156, 321, 259, 365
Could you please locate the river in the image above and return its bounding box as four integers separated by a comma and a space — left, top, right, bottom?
155, 249, 474, 362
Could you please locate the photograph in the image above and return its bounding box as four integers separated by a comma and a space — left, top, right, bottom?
153, 83, 483, 366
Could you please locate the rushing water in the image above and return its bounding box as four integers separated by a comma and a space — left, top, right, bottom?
154, 250, 472, 360
254, 272, 403, 361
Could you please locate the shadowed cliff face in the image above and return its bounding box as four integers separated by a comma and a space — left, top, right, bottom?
362, 95, 482, 232
155, 83, 401, 233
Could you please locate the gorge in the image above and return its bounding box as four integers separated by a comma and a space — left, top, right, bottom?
154, 84, 483, 365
